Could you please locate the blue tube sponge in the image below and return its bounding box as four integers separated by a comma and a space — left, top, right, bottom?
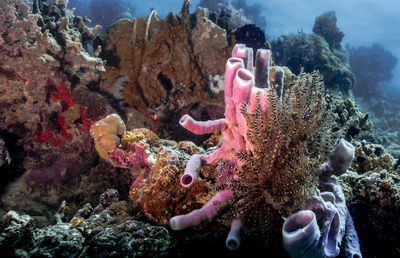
282, 210, 324, 258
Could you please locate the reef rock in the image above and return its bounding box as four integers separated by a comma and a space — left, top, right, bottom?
94, 1, 233, 142
0, 191, 174, 257
337, 169, 400, 257
350, 140, 395, 174
271, 12, 354, 93
0, 0, 120, 216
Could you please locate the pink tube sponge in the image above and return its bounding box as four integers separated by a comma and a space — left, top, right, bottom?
169, 189, 233, 230
178, 44, 274, 188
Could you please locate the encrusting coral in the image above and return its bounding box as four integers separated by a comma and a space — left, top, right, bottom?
0, 0, 117, 215
90, 114, 126, 160
90, 115, 215, 225
169, 43, 335, 250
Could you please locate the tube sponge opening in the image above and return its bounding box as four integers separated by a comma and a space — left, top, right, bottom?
282, 210, 323, 258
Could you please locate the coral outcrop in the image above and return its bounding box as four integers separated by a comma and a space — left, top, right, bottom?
0, 190, 174, 257
169, 43, 334, 251
271, 12, 354, 93
337, 169, 400, 257
350, 140, 395, 174
326, 93, 372, 139
0, 0, 115, 214
93, 1, 234, 141
91, 114, 215, 225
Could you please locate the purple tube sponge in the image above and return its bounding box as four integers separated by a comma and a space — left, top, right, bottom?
303, 179, 362, 258
283, 139, 361, 258
322, 138, 355, 177
282, 210, 323, 258
344, 212, 362, 258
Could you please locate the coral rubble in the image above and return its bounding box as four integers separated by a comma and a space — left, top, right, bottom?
0, 190, 173, 257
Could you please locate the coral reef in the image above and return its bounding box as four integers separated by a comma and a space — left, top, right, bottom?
0, 0, 397, 256
169, 43, 334, 250
337, 169, 400, 257
271, 12, 354, 93
93, 1, 233, 142
0, 0, 116, 215
0, 190, 173, 257
313, 12, 344, 51
91, 115, 215, 225
347, 43, 399, 157
325, 93, 372, 140
0, 0, 104, 147
350, 140, 395, 174
348, 43, 398, 102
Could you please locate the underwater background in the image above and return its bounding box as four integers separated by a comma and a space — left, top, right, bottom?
0, 0, 399, 257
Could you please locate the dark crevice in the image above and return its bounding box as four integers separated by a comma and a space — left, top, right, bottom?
157, 72, 173, 92
0, 129, 27, 196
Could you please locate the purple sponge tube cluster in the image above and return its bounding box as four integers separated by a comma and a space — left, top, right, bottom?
282, 139, 362, 258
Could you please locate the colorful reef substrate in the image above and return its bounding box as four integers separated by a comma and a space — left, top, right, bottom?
0, 0, 399, 257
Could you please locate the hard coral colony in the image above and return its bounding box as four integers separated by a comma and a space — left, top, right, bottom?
91, 43, 362, 256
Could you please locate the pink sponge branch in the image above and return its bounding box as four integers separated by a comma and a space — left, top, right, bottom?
232, 44, 253, 71
181, 154, 203, 188
179, 115, 226, 135
225, 57, 245, 125
169, 190, 234, 230
181, 148, 233, 188
233, 68, 254, 136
